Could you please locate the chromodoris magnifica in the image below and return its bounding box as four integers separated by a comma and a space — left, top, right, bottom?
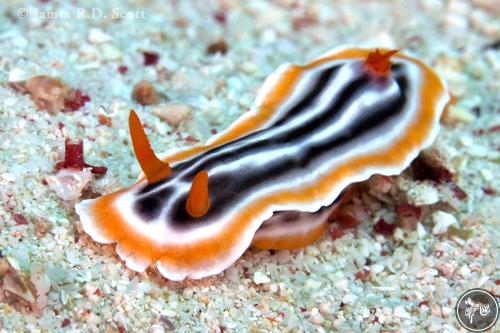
75, 46, 449, 281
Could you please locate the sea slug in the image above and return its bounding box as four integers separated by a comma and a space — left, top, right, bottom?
75, 47, 449, 280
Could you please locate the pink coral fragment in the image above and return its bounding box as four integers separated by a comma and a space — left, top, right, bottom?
13, 214, 29, 225
63, 89, 91, 112
143, 51, 160, 66
55, 139, 107, 175
373, 218, 396, 236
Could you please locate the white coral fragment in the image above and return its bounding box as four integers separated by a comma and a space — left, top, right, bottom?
46, 168, 92, 201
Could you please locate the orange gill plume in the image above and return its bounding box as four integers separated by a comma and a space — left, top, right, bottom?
365, 49, 399, 76
128, 110, 172, 184
186, 170, 211, 218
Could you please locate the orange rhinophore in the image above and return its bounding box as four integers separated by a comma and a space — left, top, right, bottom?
365, 49, 399, 76
75, 46, 449, 281
186, 170, 211, 218
129, 110, 171, 184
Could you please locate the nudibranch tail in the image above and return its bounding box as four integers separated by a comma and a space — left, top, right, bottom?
186, 170, 211, 218
129, 110, 172, 184
76, 46, 449, 281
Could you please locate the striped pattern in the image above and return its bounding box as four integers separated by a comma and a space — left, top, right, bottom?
134, 60, 408, 225
75, 47, 449, 280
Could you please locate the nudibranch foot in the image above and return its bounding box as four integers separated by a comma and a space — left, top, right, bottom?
251, 185, 358, 250
75, 46, 449, 280
252, 206, 333, 250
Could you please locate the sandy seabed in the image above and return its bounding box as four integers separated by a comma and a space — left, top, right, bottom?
0, 1, 499, 332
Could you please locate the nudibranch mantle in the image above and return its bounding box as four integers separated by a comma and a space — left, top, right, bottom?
75, 46, 449, 281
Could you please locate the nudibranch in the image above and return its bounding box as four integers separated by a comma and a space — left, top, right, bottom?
75, 47, 449, 280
